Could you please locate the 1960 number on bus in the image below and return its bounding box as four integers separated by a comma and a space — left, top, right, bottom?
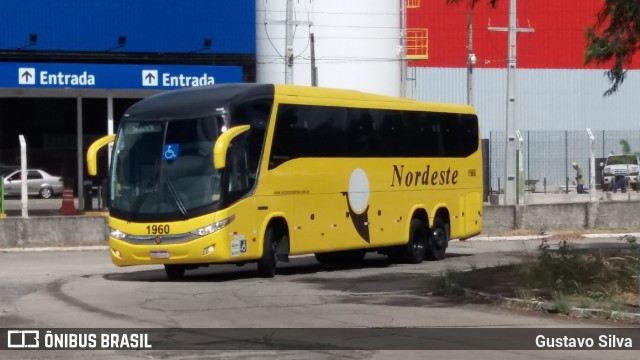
146, 224, 170, 235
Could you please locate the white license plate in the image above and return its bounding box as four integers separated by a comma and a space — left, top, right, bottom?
150, 250, 170, 259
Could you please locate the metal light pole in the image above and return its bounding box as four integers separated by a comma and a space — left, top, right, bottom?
587, 128, 596, 202
310, 33, 318, 86
400, 0, 407, 98
19, 135, 28, 218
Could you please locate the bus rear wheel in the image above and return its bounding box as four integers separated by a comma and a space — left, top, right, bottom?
164, 265, 185, 280
257, 227, 285, 278
425, 217, 449, 260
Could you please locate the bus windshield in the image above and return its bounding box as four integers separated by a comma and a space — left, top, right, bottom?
110, 116, 222, 221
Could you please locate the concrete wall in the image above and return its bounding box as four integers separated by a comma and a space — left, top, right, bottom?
482, 206, 515, 234
0, 216, 107, 247
593, 202, 640, 229
0, 201, 639, 247
483, 201, 640, 234
518, 203, 588, 231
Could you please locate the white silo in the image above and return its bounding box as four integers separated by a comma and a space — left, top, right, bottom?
256, 0, 401, 97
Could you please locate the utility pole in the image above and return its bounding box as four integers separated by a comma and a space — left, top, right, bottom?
467, 11, 475, 106
310, 33, 318, 86
400, 0, 407, 98
278, 0, 312, 85
488, 0, 534, 205
284, 0, 294, 84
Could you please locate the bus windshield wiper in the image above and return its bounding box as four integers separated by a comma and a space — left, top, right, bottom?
164, 177, 189, 219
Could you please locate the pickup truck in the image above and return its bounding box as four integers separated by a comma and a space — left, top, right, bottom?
601, 154, 640, 190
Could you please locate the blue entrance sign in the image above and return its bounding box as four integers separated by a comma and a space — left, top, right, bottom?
0, 63, 243, 90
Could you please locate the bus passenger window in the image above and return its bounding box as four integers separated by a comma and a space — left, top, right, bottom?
379, 111, 406, 156
347, 110, 375, 156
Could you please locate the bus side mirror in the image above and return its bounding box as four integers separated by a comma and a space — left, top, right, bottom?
213, 125, 251, 170
87, 134, 116, 176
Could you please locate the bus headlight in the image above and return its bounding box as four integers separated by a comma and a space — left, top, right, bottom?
190, 214, 236, 236
110, 228, 128, 240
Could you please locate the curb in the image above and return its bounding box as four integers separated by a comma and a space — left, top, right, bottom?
461, 288, 640, 323
469, 232, 640, 242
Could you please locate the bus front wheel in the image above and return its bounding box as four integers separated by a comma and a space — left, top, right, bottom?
164, 265, 185, 280
257, 227, 285, 278
426, 217, 449, 260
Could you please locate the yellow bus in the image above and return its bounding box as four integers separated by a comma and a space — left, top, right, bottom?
87, 84, 483, 279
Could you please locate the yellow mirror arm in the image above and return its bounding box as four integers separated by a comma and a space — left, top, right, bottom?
87, 134, 116, 176
213, 125, 250, 169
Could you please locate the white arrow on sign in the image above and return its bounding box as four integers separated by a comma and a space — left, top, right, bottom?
142, 70, 158, 86
18, 68, 36, 85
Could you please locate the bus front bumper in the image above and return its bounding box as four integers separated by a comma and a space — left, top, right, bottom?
109, 235, 238, 267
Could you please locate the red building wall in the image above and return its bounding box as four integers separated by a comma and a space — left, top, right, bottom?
407, 0, 640, 69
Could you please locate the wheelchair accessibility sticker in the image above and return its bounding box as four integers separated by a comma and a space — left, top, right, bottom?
163, 144, 179, 160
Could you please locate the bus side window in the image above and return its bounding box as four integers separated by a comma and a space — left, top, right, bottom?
233, 100, 271, 178
270, 105, 308, 168
346, 109, 376, 156
304, 105, 346, 157
378, 110, 406, 156
226, 134, 252, 197
405, 112, 429, 156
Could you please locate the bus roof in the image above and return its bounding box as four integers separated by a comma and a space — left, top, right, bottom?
123, 84, 275, 121
122, 83, 475, 122
273, 84, 475, 114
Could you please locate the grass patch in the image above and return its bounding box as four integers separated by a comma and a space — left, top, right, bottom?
434, 268, 470, 296
542, 232, 585, 241
434, 236, 640, 315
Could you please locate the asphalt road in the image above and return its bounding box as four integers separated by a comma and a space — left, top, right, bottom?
0, 237, 638, 359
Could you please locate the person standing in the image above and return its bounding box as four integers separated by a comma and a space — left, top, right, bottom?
572, 162, 587, 194
613, 174, 626, 193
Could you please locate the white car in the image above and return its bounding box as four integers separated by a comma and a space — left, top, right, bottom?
2, 169, 64, 199
601, 154, 640, 190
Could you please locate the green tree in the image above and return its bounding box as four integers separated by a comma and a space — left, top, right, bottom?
618, 139, 640, 160
620, 139, 632, 155
446, 0, 640, 96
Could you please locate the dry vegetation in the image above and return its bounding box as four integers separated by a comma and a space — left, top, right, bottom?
435, 236, 640, 317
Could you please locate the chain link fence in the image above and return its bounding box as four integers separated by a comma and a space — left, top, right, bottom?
488, 130, 640, 193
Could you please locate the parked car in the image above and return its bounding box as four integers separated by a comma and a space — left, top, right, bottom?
2, 169, 64, 199
601, 154, 640, 190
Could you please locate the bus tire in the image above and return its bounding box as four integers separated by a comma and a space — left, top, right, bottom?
164, 264, 185, 280
400, 218, 427, 264
426, 216, 449, 261
257, 227, 282, 278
